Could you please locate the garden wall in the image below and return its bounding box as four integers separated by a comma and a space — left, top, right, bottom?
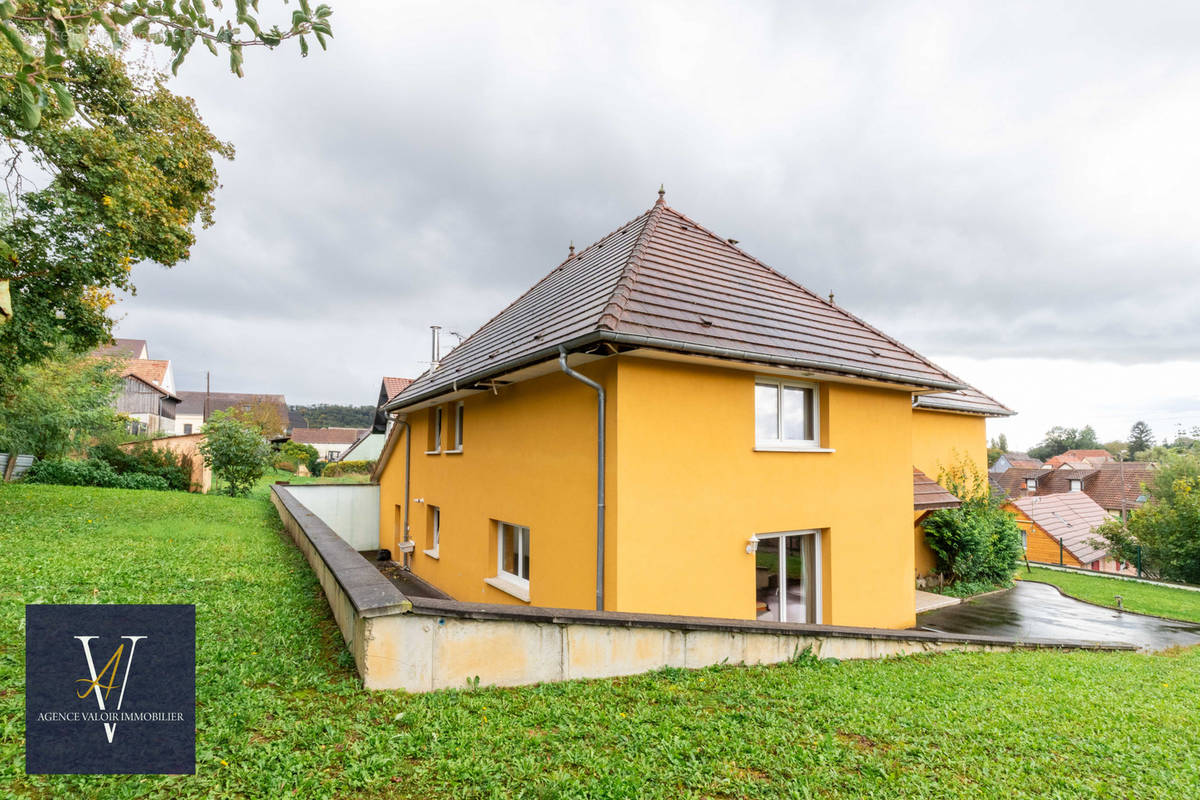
280, 483, 379, 551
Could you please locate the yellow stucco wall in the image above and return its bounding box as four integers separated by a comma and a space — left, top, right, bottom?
611, 357, 916, 629
377, 354, 953, 630
911, 409, 988, 577
377, 361, 617, 609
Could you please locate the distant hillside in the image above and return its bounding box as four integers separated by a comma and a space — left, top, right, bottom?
289, 404, 375, 429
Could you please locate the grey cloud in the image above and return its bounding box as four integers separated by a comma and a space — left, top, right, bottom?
114, 0, 1200, 404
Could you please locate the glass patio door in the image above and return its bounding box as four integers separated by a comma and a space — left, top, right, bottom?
755, 531, 819, 624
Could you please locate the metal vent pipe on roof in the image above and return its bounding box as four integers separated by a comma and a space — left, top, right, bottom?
558, 346, 606, 612
430, 325, 441, 371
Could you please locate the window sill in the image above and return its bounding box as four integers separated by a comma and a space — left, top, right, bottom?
423, 549, 439, 560
485, 575, 530, 603
754, 444, 836, 453
444, 448, 463, 455
424, 449, 441, 456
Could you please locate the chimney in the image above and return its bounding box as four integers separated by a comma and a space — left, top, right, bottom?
430, 325, 442, 371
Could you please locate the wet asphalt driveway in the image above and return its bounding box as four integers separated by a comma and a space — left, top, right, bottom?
916, 580, 1200, 652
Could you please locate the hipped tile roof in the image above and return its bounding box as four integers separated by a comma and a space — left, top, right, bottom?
992, 462, 1154, 511
389, 195, 1009, 412
913, 468, 962, 510
1012, 493, 1112, 564
177, 391, 288, 420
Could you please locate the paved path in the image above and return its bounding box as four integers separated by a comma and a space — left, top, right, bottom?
915, 589, 960, 614
916, 580, 1200, 651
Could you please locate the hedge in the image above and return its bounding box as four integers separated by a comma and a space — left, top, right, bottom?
23, 459, 171, 491
322, 459, 374, 477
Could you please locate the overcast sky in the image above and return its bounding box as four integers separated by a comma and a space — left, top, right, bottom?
112, 1, 1200, 450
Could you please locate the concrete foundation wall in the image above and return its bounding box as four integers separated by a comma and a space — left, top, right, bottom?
283, 483, 380, 551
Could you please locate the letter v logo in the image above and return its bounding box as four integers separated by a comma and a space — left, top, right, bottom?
75, 635, 146, 743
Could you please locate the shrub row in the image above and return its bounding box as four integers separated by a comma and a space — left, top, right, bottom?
24, 459, 170, 491
322, 459, 374, 477
90, 442, 191, 491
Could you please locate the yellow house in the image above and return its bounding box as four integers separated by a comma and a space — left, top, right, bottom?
373, 192, 1013, 630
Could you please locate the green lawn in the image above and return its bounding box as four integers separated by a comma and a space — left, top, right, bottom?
3, 483, 1200, 798
1021, 566, 1200, 623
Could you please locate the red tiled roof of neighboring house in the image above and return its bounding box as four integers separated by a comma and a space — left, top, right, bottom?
387, 194, 1009, 411
992, 463, 1154, 512
1008, 458, 1043, 469
1011, 493, 1112, 565
382, 377, 413, 401
290, 427, 368, 445
1046, 449, 1114, 468
913, 468, 961, 510
92, 338, 148, 358
121, 358, 169, 387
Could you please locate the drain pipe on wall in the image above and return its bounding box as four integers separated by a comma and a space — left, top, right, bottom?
558, 346, 606, 612
394, 417, 413, 570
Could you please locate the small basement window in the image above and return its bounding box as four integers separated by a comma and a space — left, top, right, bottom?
425, 506, 440, 558
755, 378, 819, 450
486, 521, 531, 601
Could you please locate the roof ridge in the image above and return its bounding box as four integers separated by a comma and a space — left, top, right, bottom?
596, 197, 668, 331
650, 205, 966, 390
423, 207, 656, 372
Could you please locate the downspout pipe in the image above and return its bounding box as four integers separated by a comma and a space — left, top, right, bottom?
558, 346, 606, 611
395, 418, 413, 570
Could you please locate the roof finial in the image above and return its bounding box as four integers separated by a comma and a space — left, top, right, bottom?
828, 291, 835, 304
657, 184, 665, 205
568, 241, 575, 259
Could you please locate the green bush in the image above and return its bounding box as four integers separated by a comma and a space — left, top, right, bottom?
199, 411, 270, 497
322, 459, 374, 477
278, 440, 319, 474
23, 459, 169, 491
90, 441, 191, 491
922, 456, 1023, 586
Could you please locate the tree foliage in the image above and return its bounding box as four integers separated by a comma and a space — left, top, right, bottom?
198, 409, 268, 496
1096, 453, 1200, 584
0, 347, 121, 458
921, 455, 1023, 585
228, 396, 286, 437
0, 48, 232, 381
1128, 421, 1155, 459
1027, 425, 1101, 461
0, 1, 332, 128
289, 403, 373, 429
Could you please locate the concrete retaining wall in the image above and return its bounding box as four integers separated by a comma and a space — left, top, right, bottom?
272, 485, 1136, 693
279, 483, 380, 550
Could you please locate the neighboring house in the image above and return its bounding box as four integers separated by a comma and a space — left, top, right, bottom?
117, 374, 180, 435
118, 434, 212, 493
175, 391, 290, 436
91, 338, 180, 434
992, 462, 1153, 519
291, 427, 368, 461
913, 468, 962, 579
1009, 493, 1129, 573
1045, 449, 1114, 468
339, 377, 414, 462
371, 193, 1013, 630
989, 451, 1043, 473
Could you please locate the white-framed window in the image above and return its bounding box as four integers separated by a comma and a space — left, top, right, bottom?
426, 407, 443, 453
183, 423, 192, 435
425, 505, 440, 558
1025, 478, 1037, 491
754, 378, 819, 450
753, 529, 822, 624
485, 521, 531, 601
448, 402, 464, 452
1069, 479, 1083, 492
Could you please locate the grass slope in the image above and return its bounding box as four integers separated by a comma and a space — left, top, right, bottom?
1, 483, 1199, 798
1022, 566, 1200, 623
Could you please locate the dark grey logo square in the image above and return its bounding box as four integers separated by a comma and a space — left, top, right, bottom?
25, 604, 196, 774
